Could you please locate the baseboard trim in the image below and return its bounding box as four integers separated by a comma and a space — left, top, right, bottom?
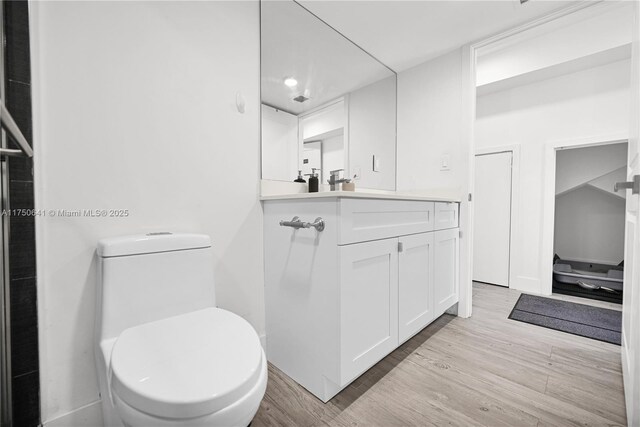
43, 400, 103, 427
445, 302, 459, 316
511, 276, 543, 294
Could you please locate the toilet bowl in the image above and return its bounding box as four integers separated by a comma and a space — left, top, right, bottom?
94, 233, 267, 426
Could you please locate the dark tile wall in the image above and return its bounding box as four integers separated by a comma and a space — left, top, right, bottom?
3, 0, 40, 425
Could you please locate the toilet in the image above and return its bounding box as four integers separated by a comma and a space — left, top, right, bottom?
94, 233, 267, 427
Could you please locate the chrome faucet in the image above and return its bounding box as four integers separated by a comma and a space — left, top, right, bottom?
328, 169, 348, 191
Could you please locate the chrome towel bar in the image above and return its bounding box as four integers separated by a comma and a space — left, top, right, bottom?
0, 100, 33, 158
279, 216, 325, 232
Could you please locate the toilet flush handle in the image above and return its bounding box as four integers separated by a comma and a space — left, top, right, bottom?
279, 216, 325, 232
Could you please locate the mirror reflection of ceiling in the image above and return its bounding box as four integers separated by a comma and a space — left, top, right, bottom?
298, 0, 578, 72
261, 0, 395, 115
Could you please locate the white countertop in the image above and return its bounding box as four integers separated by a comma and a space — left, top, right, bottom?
260, 191, 460, 203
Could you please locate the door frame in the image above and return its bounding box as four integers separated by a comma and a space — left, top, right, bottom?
540, 134, 628, 295
474, 145, 520, 288
465, 0, 600, 316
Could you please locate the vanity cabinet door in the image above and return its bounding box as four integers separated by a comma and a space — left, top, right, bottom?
434, 228, 460, 316
339, 238, 398, 386
398, 232, 435, 343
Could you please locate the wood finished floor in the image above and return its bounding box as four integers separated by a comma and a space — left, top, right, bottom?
253, 282, 626, 427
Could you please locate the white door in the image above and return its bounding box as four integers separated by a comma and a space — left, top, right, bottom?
473, 151, 512, 287
339, 238, 398, 386
398, 232, 434, 343
434, 228, 459, 316
622, 3, 640, 424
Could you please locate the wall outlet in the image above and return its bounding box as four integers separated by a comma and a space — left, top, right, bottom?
440, 154, 451, 171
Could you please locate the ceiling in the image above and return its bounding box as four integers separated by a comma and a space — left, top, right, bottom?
298, 0, 578, 72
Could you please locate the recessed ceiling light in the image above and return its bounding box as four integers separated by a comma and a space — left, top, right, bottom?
284, 77, 298, 87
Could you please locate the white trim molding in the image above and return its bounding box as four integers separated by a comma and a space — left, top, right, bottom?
474, 1, 613, 54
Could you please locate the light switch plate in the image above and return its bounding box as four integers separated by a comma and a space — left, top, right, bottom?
373, 155, 381, 172
440, 154, 450, 171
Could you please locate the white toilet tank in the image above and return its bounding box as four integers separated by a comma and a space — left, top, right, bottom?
96, 233, 215, 342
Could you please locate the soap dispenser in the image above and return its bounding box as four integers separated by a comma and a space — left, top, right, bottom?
306, 168, 319, 193
294, 170, 306, 183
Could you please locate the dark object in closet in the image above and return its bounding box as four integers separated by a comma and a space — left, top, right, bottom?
553, 279, 622, 304
552, 256, 623, 304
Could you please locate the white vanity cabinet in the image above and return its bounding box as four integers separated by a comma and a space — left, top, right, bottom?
398, 232, 435, 343
340, 238, 398, 384
263, 195, 459, 402
434, 201, 459, 230
434, 228, 460, 315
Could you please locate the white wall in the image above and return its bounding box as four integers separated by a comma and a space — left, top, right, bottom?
476, 59, 630, 294
30, 2, 262, 425
262, 104, 298, 181
349, 75, 396, 190
397, 47, 473, 317
397, 50, 468, 196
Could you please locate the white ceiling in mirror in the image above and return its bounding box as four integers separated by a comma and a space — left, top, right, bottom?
261, 0, 394, 115
298, 0, 578, 72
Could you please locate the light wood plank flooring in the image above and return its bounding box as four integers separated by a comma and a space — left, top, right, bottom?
253, 282, 626, 427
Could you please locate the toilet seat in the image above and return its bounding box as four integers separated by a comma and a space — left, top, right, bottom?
109, 307, 263, 419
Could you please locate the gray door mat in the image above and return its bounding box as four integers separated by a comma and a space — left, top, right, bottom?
508, 294, 622, 345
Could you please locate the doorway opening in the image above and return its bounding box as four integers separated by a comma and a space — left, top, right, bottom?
552, 141, 628, 303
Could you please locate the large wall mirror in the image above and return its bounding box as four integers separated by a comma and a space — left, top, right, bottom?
261, 0, 397, 191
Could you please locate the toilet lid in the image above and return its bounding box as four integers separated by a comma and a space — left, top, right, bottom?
109, 307, 263, 419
